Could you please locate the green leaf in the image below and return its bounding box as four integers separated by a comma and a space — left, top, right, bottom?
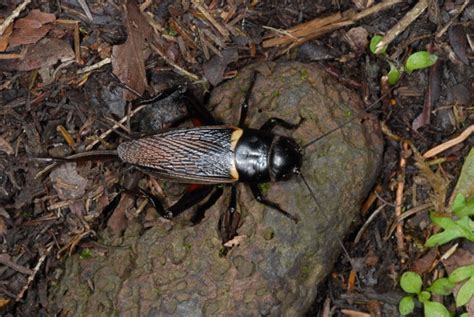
401, 271, 423, 294
369, 35, 387, 54
428, 278, 455, 295
452, 194, 466, 213
79, 248, 93, 259
418, 291, 431, 302
449, 264, 474, 283
387, 62, 401, 85
399, 295, 415, 315
456, 276, 474, 307
423, 300, 450, 317
452, 193, 474, 218
425, 214, 474, 247
460, 313, 469, 317
405, 51, 438, 73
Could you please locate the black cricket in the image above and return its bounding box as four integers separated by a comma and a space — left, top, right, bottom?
116, 72, 305, 244
50, 71, 366, 246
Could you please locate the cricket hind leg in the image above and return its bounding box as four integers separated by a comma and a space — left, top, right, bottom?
191, 186, 224, 224
179, 88, 223, 125
140, 185, 215, 219
249, 183, 299, 223
218, 185, 241, 245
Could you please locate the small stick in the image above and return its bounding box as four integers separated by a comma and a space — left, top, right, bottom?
16, 244, 53, 302
423, 125, 474, 158
340, 309, 370, 317
385, 202, 433, 240
0, 254, 34, 275
192, 0, 229, 39
85, 104, 147, 150
394, 141, 409, 257
150, 41, 200, 81
375, 0, 429, 53
76, 57, 111, 74
353, 204, 387, 244
262, 0, 402, 48
0, 0, 32, 36
435, 0, 470, 38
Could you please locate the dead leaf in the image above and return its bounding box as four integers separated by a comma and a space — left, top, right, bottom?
344, 26, 369, 54
0, 23, 13, 51
107, 193, 134, 235
223, 235, 247, 248
0, 137, 14, 155
49, 162, 88, 200
8, 37, 74, 71
112, 0, 152, 101
8, 25, 53, 48
448, 25, 468, 65
0, 297, 10, 309
203, 48, 238, 86
409, 247, 437, 274
8, 9, 56, 48
0, 217, 6, 236
14, 9, 55, 28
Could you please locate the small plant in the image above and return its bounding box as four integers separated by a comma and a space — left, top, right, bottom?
79, 248, 93, 259
399, 266, 474, 316
399, 192, 474, 316
369, 35, 438, 85
425, 193, 474, 247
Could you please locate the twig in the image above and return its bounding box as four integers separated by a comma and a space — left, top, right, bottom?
394, 141, 409, 257
340, 309, 370, 317
76, 57, 111, 74
353, 203, 387, 244
78, 0, 93, 22
0, 254, 34, 275
385, 202, 433, 240
192, 0, 229, 39
0, 0, 32, 36
375, 0, 429, 53
423, 125, 474, 158
435, 0, 470, 38
150, 41, 200, 81
262, 0, 402, 49
16, 244, 53, 302
85, 104, 147, 150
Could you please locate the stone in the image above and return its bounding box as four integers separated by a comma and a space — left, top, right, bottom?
49, 62, 383, 316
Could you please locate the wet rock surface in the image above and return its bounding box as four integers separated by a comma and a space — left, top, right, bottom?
49, 62, 383, 316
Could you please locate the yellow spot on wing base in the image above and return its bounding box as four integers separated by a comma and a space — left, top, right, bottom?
229, 128, 243, 180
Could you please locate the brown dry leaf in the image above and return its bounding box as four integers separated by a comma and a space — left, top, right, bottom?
112, 0, 152, 101
0, 297, 10, 309
0, 23, 13, 52
203, 48, 238, 86
0, 217, 6, 236
14, 9, 56, 28
107, 193, 134, 235
49, 162, 88, 200
409, 247, 437, 274
8, 9, 56, 48
12, 37, 74, 71
0, 137, 14, 155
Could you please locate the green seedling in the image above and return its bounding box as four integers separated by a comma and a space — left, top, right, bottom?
425, 193, 474, 247
399, 267, 474, 316
369, 35, 438, 85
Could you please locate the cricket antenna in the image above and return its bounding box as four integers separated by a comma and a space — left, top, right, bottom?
302, 91, 392, 149
298, 172, 352, 262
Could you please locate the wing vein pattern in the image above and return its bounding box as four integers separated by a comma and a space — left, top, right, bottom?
117, 127, 236, 183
